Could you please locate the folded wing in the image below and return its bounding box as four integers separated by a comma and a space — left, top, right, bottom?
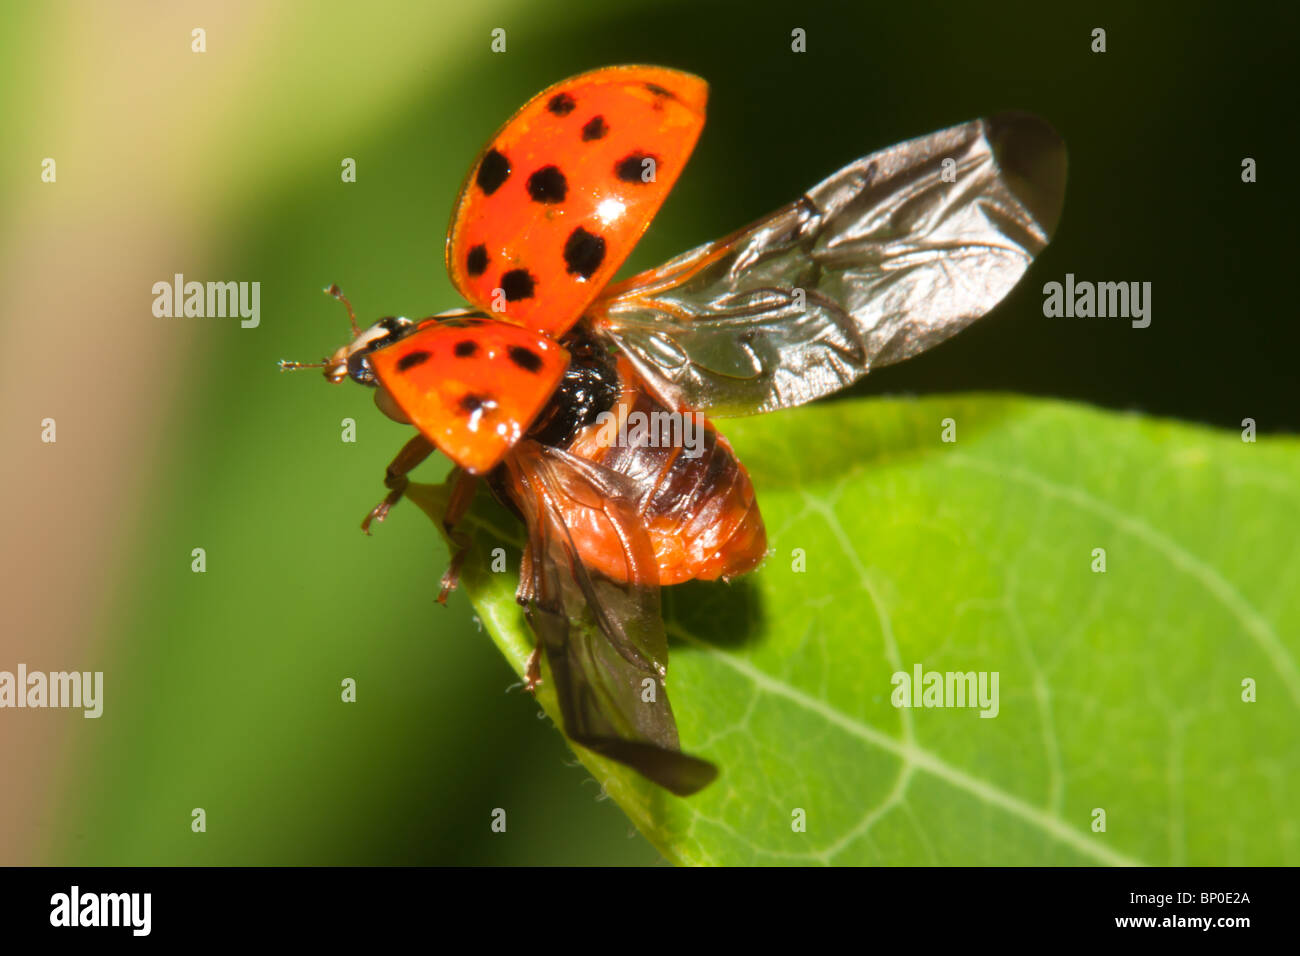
504, 440, 717, 796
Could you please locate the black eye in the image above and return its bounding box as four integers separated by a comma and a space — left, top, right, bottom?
347, 352, 376, 384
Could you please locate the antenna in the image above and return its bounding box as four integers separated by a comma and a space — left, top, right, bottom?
325, 283, 360, 337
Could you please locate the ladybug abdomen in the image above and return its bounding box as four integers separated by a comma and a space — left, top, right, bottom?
563, 357, 767, 585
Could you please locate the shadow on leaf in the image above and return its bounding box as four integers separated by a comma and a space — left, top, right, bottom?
663, 576, 766, 651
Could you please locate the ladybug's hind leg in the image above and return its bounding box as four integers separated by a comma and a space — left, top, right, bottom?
515, 547, 543, 692
523, 645, 543, 692
361, 434, 435, 534
437, 467, 479, 605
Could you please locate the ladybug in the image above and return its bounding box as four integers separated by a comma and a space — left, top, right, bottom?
281, 65, 1066, 795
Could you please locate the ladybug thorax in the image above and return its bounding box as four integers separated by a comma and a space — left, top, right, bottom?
526, 328, 620, 447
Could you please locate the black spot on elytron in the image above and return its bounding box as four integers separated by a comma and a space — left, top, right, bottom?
615, 152, 657, 183
476, 149, 510, 195
563, 226, 606, 279
644, 82, 678, 100
526, 165, 568, 203
453, 340, 478, 358
581, 115, 608, 141
507, 345, 544, 373
466, 244, 489, 277
500, 269, 535, 301
459, 393, 489, 414
396, 350, 431, 372
547, 92, 576, 115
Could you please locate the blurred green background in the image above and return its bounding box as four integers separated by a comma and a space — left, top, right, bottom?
0, 0, 1293, 865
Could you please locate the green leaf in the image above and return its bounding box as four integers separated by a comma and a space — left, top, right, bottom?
406, 395, 1300, 865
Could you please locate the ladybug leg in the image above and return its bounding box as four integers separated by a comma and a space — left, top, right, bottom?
361, 434, 435, 535
437, 468, 479, 604
523, 645, 543, 693
516, 549, 543, 691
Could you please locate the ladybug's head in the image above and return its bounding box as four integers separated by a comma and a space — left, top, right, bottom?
278, 285, 413, 385
322, 315, 414, 385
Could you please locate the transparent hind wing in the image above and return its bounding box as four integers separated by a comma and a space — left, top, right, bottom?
593, 114, 1066, 417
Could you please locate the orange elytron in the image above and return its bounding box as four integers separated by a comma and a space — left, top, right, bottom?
281, 65, 1066, 795
448, 65, 708, 339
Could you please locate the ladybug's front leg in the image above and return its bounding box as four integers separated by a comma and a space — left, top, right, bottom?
361, 434, 435, 534
436, 467, 479, 604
